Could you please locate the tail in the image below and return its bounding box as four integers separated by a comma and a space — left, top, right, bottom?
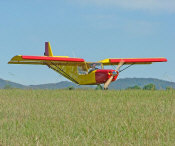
44, 42, 53, 56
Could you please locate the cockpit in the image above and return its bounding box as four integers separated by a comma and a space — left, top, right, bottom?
88, 63, 103, 73
77, 63, 103, 75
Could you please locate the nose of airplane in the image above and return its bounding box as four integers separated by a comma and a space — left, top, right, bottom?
95, 69, 119, 84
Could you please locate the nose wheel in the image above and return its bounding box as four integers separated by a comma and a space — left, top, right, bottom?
104, 87, 108, 90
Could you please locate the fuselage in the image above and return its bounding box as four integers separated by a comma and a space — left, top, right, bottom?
45, 61, 119, 85
54, 66, 118, 85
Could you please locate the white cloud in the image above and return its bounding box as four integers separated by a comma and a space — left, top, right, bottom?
74, 0, 175, 12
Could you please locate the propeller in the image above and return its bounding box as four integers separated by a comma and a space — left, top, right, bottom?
104, 60, 124, 90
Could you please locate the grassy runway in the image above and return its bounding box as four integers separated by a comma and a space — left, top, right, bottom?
0, 89, 175, 145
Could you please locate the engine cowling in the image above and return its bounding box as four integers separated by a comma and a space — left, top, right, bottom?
95, 69, 119, 84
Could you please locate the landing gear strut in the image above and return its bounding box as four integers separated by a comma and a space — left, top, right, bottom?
95, 84, 103, 90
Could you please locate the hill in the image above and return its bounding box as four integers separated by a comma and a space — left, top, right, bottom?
110, 78, 175, 90
0, 78, 26, 89
29, 81, 77, 89
0, 79, 76, 89
0, 78, 174, 90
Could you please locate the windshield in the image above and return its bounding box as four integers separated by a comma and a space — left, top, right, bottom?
88, 63, 102, 69
87, 63, 103, 73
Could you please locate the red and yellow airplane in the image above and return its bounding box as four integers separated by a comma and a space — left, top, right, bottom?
8, 42, 167, 89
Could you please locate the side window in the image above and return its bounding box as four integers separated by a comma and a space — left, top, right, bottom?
77, 66, 88, 75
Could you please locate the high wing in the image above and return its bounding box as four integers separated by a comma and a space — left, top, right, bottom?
98, 58, 167, 65
8, 55, 87, 84
8, 55, 86, 66
8, 42, 90, 84
9, 41, 86, 66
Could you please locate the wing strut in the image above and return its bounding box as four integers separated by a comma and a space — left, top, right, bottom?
47, 62, 79, 84
119, 63, 135, 73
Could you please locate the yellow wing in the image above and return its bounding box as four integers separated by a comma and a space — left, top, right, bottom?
99, 58, 167, 65
8, 55, 86, 66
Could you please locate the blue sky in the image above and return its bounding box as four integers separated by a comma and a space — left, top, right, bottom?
0, 0, 175, 85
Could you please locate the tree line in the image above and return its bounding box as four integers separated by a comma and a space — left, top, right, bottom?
3, 83, 174, 90
126, 84, 174, 90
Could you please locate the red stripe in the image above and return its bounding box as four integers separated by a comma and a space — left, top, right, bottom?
22, 56, 85, 62
110, 58, 167, 63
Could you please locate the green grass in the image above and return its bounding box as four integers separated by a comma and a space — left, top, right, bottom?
0, 89, 175, 145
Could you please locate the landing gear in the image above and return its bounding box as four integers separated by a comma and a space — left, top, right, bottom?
95, 84, 103, 90
95, 84, 109, 90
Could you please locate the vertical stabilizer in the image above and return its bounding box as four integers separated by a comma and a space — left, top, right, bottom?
45, 42, 53, 56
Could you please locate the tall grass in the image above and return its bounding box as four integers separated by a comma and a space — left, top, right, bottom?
0, 89, 175, 145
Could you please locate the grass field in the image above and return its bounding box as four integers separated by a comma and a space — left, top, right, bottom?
0, 89, 175, 145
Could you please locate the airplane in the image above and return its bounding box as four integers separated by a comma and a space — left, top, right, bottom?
8, 42, 167, 89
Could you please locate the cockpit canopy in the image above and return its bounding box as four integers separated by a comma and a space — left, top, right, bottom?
77, 62, 103, 75
87, 63, 103, 69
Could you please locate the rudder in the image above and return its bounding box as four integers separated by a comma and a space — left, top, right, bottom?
44, 42, 53, 56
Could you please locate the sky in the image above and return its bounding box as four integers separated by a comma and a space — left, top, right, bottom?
0, 0, 175, 85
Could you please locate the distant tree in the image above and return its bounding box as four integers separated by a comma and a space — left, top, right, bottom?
127, 85, 141, 90
166, 86, 174, 90
143, 84, 156, 90
4, 84, 13, 89
95, 85, 103, 90
68, 86, 75, 90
